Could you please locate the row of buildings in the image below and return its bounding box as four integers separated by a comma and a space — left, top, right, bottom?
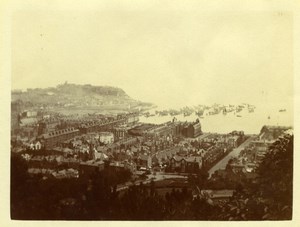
128, 118, 202, 139
22, 113, 139, 150
210, 125, 293, 185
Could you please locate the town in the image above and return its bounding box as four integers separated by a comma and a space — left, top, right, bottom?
11, 104, 249, 177
10, 97, 293, 220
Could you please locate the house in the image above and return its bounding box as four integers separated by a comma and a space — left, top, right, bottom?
113, 126, 130, 140
228, 136, 239, 148
152, 155, 160, 167
153, 146, 180, 166
29, 143, 35, 150
137, 154, 152, 169
35, 141, 42, 150
21, 153, 32, 161
94, 151, 108, 161
185, 156, 203, 172
168, 155, 202, 173
99, 132, 114, 144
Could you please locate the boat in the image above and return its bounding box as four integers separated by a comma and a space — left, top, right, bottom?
160, 112, 167, 116
183, 112, 192, 117
156, 110, 169, 116
236, 115, 242, 117
208, 108, 220, 115
195, 110, 204, 116
279, 109, 286, 112
169, 109, 180, 116
143, 112, 150, 117
248, 108, 254, 113
226, 108, 234, 113
236, 107, 243, 113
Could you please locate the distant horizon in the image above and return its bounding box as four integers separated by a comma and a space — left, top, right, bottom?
11, 81, 293, 110
12, 10, 293, 109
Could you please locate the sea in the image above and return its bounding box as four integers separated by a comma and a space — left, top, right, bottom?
139, 103, 293, 135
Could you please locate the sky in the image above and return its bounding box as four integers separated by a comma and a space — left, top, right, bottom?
12, 9, 293, 109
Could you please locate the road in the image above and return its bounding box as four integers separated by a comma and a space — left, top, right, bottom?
208, 136, 255, 178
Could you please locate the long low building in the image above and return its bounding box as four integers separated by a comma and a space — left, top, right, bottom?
40, 127, 80, 149
78, 118, 128, 134
128, 120, 202, 138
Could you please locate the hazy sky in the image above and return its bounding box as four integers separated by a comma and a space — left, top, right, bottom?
12, 10, 293, 108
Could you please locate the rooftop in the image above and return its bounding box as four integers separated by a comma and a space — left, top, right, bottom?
43, 127, 79, 139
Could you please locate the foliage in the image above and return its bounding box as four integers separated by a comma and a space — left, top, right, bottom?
213, 134, 293, 220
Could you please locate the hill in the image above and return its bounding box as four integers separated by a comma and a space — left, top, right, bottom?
11, 83, 151, 112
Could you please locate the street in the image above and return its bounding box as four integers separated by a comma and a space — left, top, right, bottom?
208, 136, 256, 178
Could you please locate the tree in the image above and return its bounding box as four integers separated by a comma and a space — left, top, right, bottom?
215, 133, 293, 220
257, 134, 293, 219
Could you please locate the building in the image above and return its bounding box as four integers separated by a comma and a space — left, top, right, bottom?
107, 137, 140, 153
19, 117, 39, 127
78, 121, 106, 134
38, 119, 61, 135
128, 124, 156, 136
148, 123, 175, 137
168, 156, 202, 173
248, 126, 292, 162
227, 136, 239, 148
99, 132, 114, 144
11, 101, 22, 134
172, 121, 184, 137
152, 147, 180, 166
31, 141, 42, 150
93, 151, 108, 161
259, 125, 292, 142
78, 114, 135, 134
181, 119, 202, 138
28, 111, 38, 117
125, 112, 139, 126
40, 128, 80, 149
113, 126, 129, 141
34, 141, 42, 150
129, 122, 177, 138
137, 154, 152, 169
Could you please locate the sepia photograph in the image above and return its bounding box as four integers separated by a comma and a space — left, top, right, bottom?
1, 0, 299, 225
